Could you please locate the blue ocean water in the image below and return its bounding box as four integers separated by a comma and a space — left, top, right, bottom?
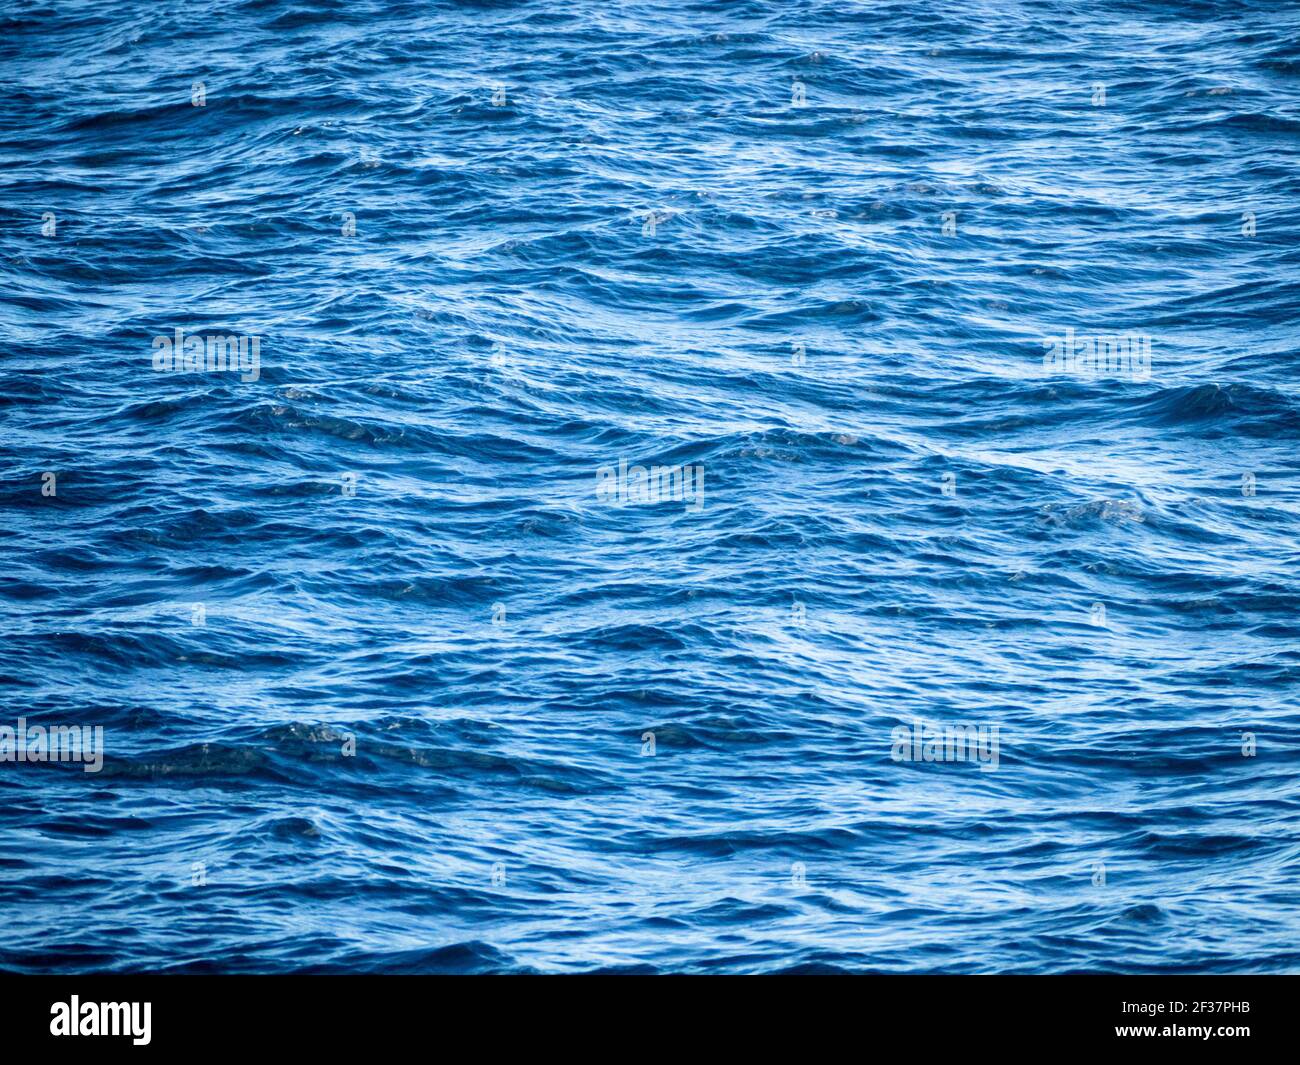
2, 0, 1299, 974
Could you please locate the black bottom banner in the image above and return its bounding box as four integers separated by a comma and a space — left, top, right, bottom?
1, 973, 1287, 1053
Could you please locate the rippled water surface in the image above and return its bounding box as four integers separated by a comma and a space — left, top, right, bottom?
2, 0, 1299, 973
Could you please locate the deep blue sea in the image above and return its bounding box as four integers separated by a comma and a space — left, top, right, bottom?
2, 0, 1299, 974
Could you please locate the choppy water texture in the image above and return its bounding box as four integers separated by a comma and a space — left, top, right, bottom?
2, 0, 1299, 974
